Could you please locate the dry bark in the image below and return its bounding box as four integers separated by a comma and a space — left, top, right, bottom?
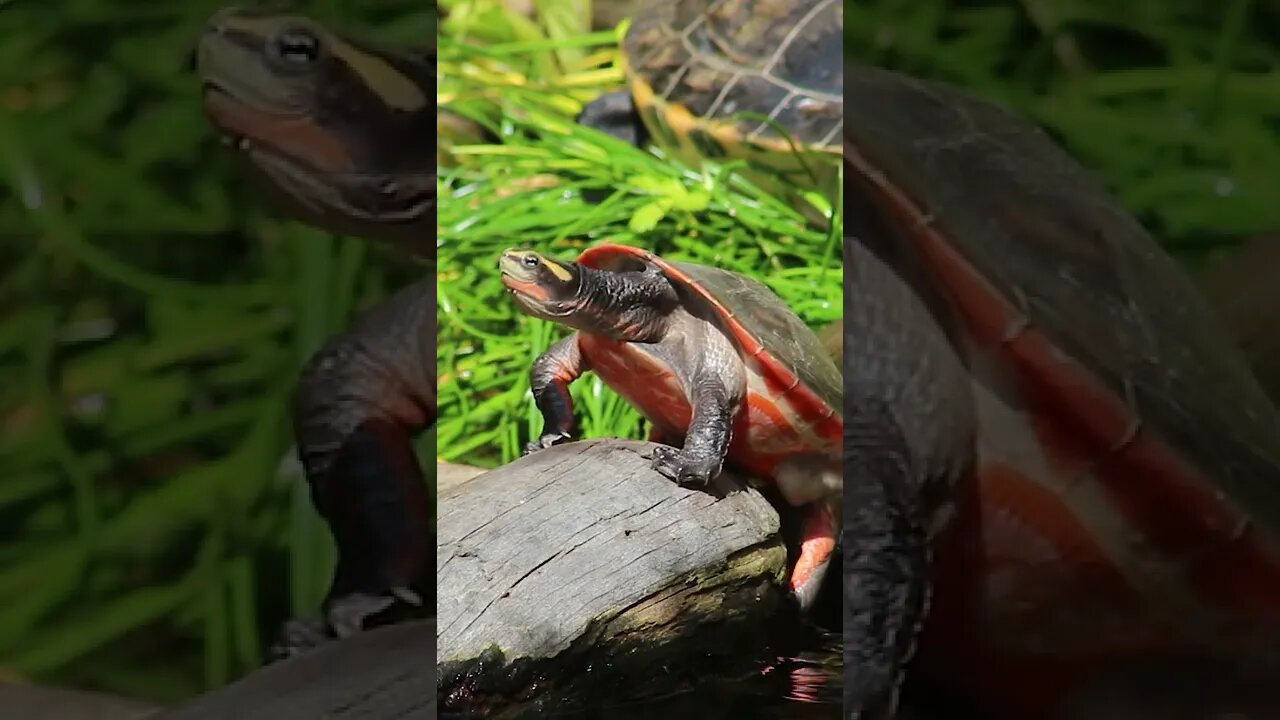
157, 438, 788, 719
436, 438, 788, 717
436, 462, 486, 493
153, 619, 435, 720
0, 682, 159, 720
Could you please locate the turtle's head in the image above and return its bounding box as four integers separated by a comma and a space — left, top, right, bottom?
500, 248, 678, 341
196, 7, 433, 252
500, 249, 586, 322
198, 8, 336, 124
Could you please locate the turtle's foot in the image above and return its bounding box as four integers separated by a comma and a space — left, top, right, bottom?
266, 587, 423, 661
269, 616, 333, 661
326, 587, 422, 638
650, 445, 721, 486
524, 431, 571, 456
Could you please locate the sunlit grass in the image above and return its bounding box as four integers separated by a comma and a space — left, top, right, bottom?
436, 10, 843, 468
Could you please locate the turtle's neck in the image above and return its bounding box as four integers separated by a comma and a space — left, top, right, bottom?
572, 264, 678, 342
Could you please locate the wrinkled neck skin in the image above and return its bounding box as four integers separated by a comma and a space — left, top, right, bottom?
566, 265, 679, 343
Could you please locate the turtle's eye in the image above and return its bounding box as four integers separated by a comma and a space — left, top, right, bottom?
272, 28, 320, 65
521, 254, 540, 269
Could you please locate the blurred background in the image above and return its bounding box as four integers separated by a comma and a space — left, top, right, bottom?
848, 0, 1280, 256
0, 0, 1277, 712
0, 0, 429, 708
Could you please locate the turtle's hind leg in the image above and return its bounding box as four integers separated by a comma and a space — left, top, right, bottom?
791, 498, 839, 611
774, 453, 842, 610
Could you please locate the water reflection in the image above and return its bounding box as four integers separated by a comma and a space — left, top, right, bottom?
442, 579, 843, 719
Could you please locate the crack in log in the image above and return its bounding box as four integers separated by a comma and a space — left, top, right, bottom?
506, 553, 558, 594
437, 439, 789, 717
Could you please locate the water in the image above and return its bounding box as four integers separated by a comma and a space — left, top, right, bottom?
551, 544, 844, 719
441, 574, 844, 719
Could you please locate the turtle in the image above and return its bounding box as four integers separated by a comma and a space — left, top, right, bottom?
193, 6, 1280, 717
197, 6, 435, 252
837, 61, 1280, 719
499, 243, 843, 607
578, 0, 842, 217
1198, 233, 1280, 403
196, 7, 436, 651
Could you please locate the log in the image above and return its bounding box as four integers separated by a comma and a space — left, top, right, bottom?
0, 682, 158, 720
153, 619, 435, 720
436, 438, 788, 717
158, 440, 787, 719
437, 461, 486, 493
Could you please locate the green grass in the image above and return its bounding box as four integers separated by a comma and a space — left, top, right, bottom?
436, 12, 843, 468
0, 0, 428, 703
844, 0, 1280, 260
0, 0, 1276, 708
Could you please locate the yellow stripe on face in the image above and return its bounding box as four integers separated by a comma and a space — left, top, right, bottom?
542, 255, 575, 282
216, 11, 426, 113
330, 37, 426, 112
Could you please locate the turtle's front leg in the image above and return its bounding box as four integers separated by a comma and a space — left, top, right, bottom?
651, 375, 739, 486
652, 336, 744, 485
289, 278, 434, 649
843, 399, 930, 719
527, 333, 585, 454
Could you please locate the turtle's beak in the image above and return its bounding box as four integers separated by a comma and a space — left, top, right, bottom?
499, 249, 546, 295
499, 248, 579, 318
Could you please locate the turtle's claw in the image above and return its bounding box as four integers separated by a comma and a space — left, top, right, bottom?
325, 592, 399, 638
267, 588, 417, 660
390, 585, 423, 606
524, 431, 571, 456
650, 445, 720, 486
269, 616, 332, 661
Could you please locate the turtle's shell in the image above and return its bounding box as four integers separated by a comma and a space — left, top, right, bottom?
577, 244, 841, 447
842, 62, 1280, 714
844, 61, 1280, 534
621, 0, 842, 191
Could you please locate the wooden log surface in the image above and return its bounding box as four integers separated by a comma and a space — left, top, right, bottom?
437, 438, 789, 716
437, 461, 486, 493
154, 619, 435, 720
155, 439, 788, 719
0, 682, 159, 720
